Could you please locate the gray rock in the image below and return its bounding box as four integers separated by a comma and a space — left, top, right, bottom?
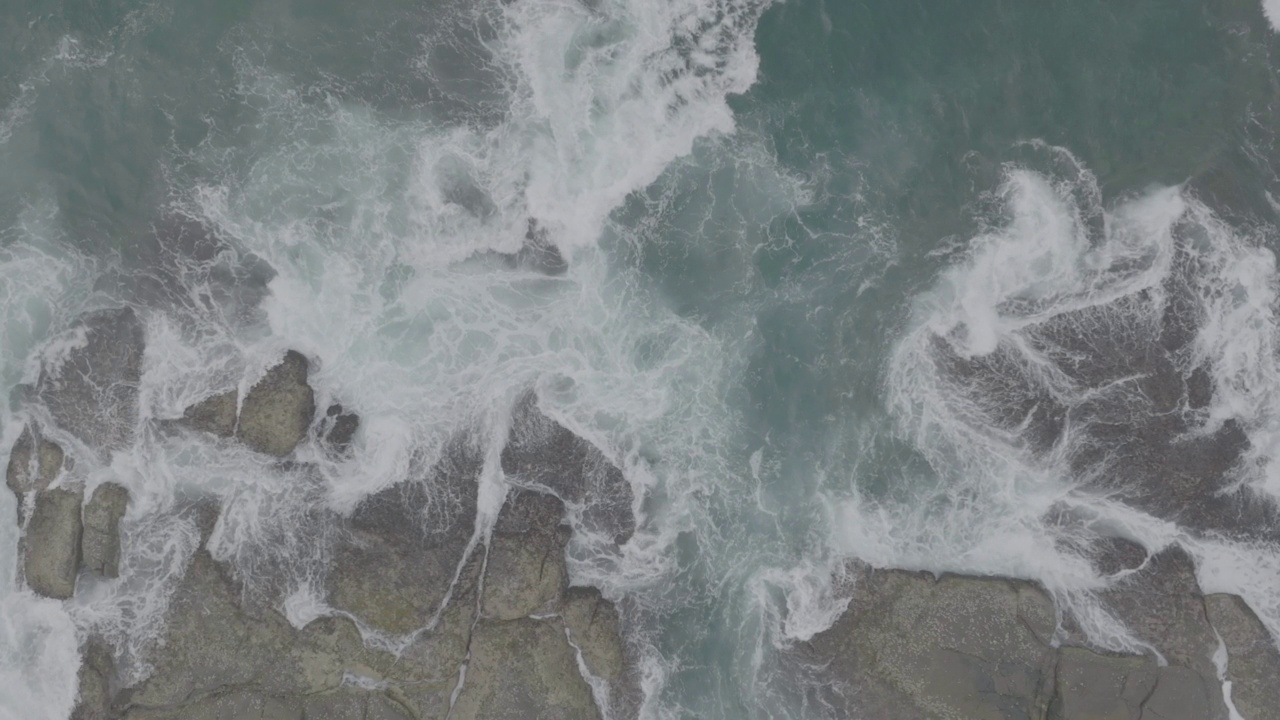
5, 424, 64, 511
452, 618, 601, 720
1101, 547, 1225, 703
807, 569, 1059, 720
318, 403, 359, 455
236, 351, 316, 456
124, 689, 303, 720
23, 486, 84, 599
804, 564, 1239, 720
482, 489, 569, 621
71, 639, 115, 720
561, 587, 640, 720
81, 482, 130, 577
1204, 593, 1280, 720
1049, 647, 1155, 720
181, 390, 238, 437
1143, 665, 1219, 720
331, 435, 480, 635
37, 308, 146, 455
501, 391, 635, 544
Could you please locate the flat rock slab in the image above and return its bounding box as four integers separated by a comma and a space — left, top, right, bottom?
1204, 593, 1280, 720
452, 618, 601, 720
805, 565, 1235, 720
81, 482, 130, 578
24, 486, 84, 599
38, 307, 145, 455
236, 351, 315, 457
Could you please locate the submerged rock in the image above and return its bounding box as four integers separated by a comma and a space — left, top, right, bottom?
81, 482, 130, 578
236, 351, 316, 457
24, 486, 85, 599
502, 391, 635, 544
180, 390, 237, 438
37, 307, 146, 455
5, 424, 64, 511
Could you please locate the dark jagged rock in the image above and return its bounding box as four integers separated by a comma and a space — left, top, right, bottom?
5, 424, 64, 513
502, 392, 635, 544
318, 403, 359, 455
24, 486, 85, 599
236, 351, 316, 457
81, 482, 130, 578
37, 307, 146, 456
180, 390, 237, 438
509, 220, 569, 276
1204, 593, 1280, 720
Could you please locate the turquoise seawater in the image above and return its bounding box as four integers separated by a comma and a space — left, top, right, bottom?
1, 0, 1279, 717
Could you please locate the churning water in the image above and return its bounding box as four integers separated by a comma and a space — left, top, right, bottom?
2, 0, 1280, 717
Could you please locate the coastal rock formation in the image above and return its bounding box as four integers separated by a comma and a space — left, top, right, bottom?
23, 486, 84, 599
5, 424, 64, 515
105, 413, 640, 719
318, 403, 360, 455
1205, 594, 1280, 720
180, 390, 237, 438
81, 482, 130, 578
803, 554, 1280, 720
236, 351, 316, 456
501, 392, 635, 545
37, 307, 145, 456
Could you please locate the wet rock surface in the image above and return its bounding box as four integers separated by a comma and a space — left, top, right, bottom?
23, 486, 84, 599
5, 424, 64, 514
37, 307, 146, 456
802, 558, 1280, 720
502, 391, 635, 544
180, 390, 238, 438
81, 482, 130, 578
1204, 593, 1280, 720
235, 351, 316, 457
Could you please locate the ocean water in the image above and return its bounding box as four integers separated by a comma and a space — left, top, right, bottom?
1, 0, 1279, 718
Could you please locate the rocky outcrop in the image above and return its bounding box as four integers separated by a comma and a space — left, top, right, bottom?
180, 390, 237, 438
452, 618, 599, 720
1205, 593, 1280, 720
317, 403, 360, 455
803, 552, 1280, 720
37, 307, 145, 456
81, 482, 130, 578
501, 392, 635, 545
235, 351, 316, 457
5, 424, 64, 514
23, 486, 84, 599
70, 639, 115, 720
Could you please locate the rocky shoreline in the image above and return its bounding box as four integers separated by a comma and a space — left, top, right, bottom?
6, 306, 1280, 719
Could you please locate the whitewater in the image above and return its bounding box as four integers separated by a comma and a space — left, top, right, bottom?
2, 0, 1280, 718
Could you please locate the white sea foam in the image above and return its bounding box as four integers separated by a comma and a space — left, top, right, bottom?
817, 146, 1280, 659
1263, 0, 1280, 32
